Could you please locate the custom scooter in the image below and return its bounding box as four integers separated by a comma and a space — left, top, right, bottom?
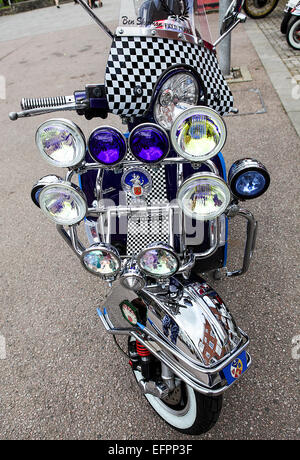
281, 0, 300, 49
243, 0, 280, 18
9, 0, 270, 434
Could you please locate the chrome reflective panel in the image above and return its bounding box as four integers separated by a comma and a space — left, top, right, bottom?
99, 275, 248, 392
140, 277, 242, 368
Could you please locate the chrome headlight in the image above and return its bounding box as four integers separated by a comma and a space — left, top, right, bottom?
137, 243, 179, 278
228, 158, 270, 200
88, 126, 127, 166
39, 180, 87, 225
153, 71, 200, 130
31, 175, 62, 208
171, 106, 227, 162
81, 243, 121, 279
129, 123, 170, 164
177, 173, 231, 221
36, 119, 86, 168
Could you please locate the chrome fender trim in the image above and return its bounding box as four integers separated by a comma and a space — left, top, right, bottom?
137, 276, 249, 390
98, 276, 251, 395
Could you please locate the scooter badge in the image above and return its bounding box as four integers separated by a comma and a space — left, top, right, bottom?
121, 168, 152, 198
230, 358, 243, 379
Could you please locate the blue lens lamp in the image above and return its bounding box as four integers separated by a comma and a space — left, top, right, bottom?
129, 123, 170, 164
228, 159, 270, 200
88, 126, 127, 166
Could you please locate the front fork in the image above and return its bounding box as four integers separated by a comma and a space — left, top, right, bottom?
129, 338, 178, 400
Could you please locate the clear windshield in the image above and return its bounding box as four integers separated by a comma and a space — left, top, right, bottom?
119, 0, 212, 45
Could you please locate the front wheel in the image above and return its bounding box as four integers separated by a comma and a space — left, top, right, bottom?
128, 338, 222, 435
243, 0, 279, 18
287, 17, 300, 50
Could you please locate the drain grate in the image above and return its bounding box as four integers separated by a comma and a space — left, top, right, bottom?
225, 88, 267, 117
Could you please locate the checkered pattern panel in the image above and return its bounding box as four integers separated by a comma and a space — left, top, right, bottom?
105, 36, 233, 117
125, 159, 169, 256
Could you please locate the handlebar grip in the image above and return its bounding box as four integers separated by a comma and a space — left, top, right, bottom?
21, 96, 74, 110
9, 94, 84, 121
9, 86, 108, 121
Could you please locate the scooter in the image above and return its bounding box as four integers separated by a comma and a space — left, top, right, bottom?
243, 0, 279, 19
9, 0, 270, 434
281, 0, 300, 49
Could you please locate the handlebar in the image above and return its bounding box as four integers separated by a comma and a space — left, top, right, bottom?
9, 84, 109, 121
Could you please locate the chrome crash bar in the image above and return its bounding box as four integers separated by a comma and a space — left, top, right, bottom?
56, 203, 257, 280
214, 206, 258, 279
97, 307, 251, 396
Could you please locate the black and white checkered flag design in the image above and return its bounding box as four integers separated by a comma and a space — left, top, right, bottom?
105, 36, 233, 118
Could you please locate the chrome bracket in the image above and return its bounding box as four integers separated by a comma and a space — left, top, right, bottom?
213, 207, 258, 279
138, 379, 170, 399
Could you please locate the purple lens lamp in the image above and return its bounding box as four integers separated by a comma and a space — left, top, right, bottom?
129, 123, 170, 164
88, 126, 127, 166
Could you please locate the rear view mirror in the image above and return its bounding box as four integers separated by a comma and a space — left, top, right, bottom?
220, 0, 245, 35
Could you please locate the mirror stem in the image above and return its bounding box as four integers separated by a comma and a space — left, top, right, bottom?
213, 13, 247, 49
77, 0, 114, 40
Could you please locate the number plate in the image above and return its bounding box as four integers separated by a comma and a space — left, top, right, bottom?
222, 351, 248, 385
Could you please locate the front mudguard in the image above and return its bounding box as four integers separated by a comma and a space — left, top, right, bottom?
98, 275, 251, 396
281, 11, 292, 34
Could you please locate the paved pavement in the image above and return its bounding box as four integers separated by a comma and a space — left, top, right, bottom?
0, 2, 299, 441
0, 0, 120, 41
254, 0, 300, 80
244, 0, 300, 137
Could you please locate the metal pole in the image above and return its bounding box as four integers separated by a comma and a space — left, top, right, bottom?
218, 0, 232, 77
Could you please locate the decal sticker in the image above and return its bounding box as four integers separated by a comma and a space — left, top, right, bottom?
222, 351, 248, 385
230, 358, 243, 379
120, 300, 138, 325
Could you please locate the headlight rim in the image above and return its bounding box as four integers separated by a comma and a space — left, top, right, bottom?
151, 66, 206, 131
128, 122, 170, 165
35, 118, 86, 168
170, 105, 227, 163
81, 243, 122, 279
228, 158, 271, 201
137, 242, 180, 279
176, 171, 232, 221
39, 180, 88, 226
31, 174, 63, 208
87, 125, 127, 167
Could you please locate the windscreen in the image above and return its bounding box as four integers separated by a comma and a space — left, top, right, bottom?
119, 0, 213, 46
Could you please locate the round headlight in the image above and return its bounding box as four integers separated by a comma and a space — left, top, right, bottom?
137, 243, 179, 278
31, 175, 62, 208
129, 123, 170, 164
81, 244, 121, 278
39, 181, 87, 225
228, 158, 270, 200
153, 71, 201, 130
35, 119, 86, 168
177, 173, 231, 221
88, 126, 127, 166
171, 106, 227, 162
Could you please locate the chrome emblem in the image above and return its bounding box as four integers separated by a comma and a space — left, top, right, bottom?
121, 168, 152, 198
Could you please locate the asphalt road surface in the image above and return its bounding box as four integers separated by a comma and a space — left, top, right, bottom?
0, 2, 299, 440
